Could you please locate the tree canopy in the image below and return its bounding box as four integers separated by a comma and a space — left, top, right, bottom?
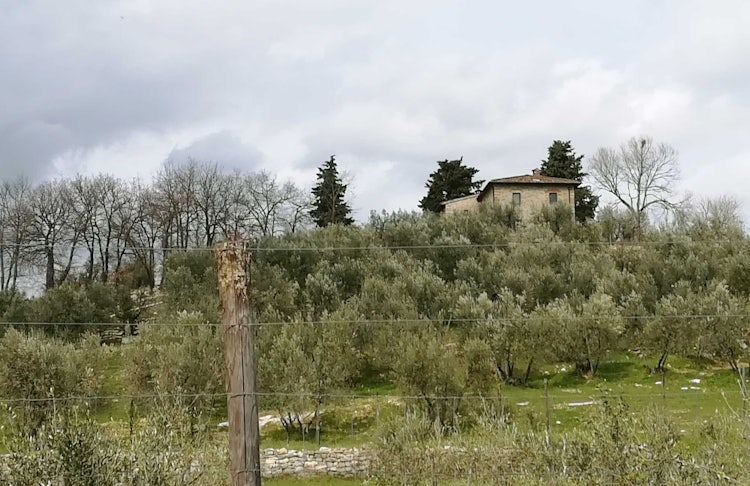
310, 155, 354, 227
540, 140, 599, 222
419, 158, 484, 213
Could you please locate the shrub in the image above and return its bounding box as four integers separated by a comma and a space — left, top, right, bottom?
160, 251, 219, 321
0, 401, 225, 485
22, 282, 135, 336
0, 329, 105, 435
126, 311, 224, 414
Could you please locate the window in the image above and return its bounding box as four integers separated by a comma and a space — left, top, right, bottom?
512, 192, 521, 205
549, 192, 558, 204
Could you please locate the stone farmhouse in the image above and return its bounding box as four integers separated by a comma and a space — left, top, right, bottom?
440, 169, 579, 221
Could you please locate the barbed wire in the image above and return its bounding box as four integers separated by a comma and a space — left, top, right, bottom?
0, 465, 654, 485
0, 389, 742, 404
1, 238, 748, 253
2, 313, 750, 329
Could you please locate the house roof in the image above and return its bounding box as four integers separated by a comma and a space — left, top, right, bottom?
438, 193, 479, 206
477, 171, 579, 202
487, 173, 580, 185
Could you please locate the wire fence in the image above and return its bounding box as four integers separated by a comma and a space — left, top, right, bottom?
2, 238, 749, 253
2, 312, 750, 329
1, 358, 748, 483
0, 388, 744, 405
2, 239, 750, 484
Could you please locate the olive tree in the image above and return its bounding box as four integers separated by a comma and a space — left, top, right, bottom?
541, 294, 622, 377
642, 283, 698, 372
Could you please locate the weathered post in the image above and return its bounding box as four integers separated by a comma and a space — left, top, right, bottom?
216, 240, 261, 486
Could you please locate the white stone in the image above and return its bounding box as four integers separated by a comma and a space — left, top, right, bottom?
567, 401, 596, 407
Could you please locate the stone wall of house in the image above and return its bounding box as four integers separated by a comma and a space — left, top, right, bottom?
262, 447, 372, 478
489, 183, 574, 221
443, 194, 481, 214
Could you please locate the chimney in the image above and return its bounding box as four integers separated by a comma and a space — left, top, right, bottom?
532, 168, 541, 180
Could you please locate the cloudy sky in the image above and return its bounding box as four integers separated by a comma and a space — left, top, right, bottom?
2, 0, 749, 221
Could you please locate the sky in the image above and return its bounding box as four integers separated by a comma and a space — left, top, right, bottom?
1, 0, 749, 222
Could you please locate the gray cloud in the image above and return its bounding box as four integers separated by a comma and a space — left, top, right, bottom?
0, 121, 73, 180
0, 0, 749, 222
167, 131, 264, 173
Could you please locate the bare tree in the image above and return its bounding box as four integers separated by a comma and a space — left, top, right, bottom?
244, 171, 295, 238
129, 183, 165, 289
589, 136, 679, 239
155, 161, 199, 250
92, 175, 132, 282
70, 175, 99, 282
194, 161, 232, 246
672, 194, 744, 236
695, 195, 744, 231
0, 178, 32, 291
27, 180, 75, 289
68, 175, 137, 283
219, 170, 253, 240
281, 184, 313, 234
215, 169, 312, 240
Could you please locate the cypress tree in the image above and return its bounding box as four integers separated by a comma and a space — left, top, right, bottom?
419, 158, 484, 213
310, 155, 354, 227
540, 140, 599, 222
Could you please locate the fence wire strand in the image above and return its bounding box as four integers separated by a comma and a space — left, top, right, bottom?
2, 239, 748, 253
0, 389, 742, 404
3, 313, 750, 329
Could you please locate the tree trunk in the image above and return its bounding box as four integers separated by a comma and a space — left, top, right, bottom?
10, 246, 20, 291
45, 246, 55, 290
523, 358, 534, 385
58, 241, 77, 286
315, 399, 321, 446
0, 234, 5, 291
655, 352, 669, 372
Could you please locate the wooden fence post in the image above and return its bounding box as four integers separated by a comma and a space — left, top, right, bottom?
216, 240, 261, 486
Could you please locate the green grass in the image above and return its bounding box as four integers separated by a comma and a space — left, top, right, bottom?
3, 349, 745, 458
92, 347, 130, 423
501, 351, 744, 433
258, 396, 397, 449
93, 346, 743, 438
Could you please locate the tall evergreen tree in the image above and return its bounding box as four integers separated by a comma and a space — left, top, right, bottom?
419, 158, 484, 213
310, 155, 354, 227
540, 140, 599, 222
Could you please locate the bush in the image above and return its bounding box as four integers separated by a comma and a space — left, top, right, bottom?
160, 251, 219, 322
0, 401, 225, 485
0, 329, 105, 434
373, 400, 750, 485
21, 282, 136, 336
126, 311, 224, 414
389, 327, 499, 429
